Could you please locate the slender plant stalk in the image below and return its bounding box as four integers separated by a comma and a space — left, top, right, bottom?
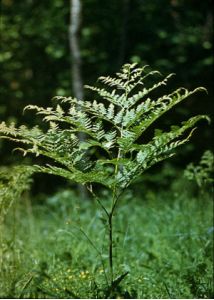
87, 183, 117, 285
108, 187, 124, 285
108, 211, 113, 285
107, 116, 124, 285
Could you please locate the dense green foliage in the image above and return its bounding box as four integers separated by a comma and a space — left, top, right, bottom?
0, 64, 209, 190
184, 150, 214, 190
0, 0, 213, 171
0, 183, 213, 298
0, 165, 33, 221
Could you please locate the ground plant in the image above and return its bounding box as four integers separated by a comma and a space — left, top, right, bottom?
1, 188, 213, 298
184, 150, 214, 191
0, 63, 211, 297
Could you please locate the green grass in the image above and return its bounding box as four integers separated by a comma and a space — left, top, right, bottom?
0, 185, 213, 298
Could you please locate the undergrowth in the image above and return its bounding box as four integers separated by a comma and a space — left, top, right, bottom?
1, 183, 213, 298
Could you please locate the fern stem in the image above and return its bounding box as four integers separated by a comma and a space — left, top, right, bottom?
87, 185, 109, 218
108, 212, 113, 285
108, 188, 123, 286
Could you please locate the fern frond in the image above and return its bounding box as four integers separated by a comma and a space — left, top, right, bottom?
123, 87, 207, 146
0, 63, 210, 190
34, 164, 112, 187
84, 85, 124, 107
125, 73, 175, 108
132, 115, 209, 170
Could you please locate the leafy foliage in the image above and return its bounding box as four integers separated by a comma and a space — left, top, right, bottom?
0, 165, 33, 221
1, 0, 212, 174
184, 150, 214, 189
1, 188, 213, 298
0, 63, 210, 191
0, 165, 34, 299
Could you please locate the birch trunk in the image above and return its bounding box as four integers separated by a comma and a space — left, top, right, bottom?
69, 0, 83, 102
117, 0, 130, 68
69, 0, 88, 199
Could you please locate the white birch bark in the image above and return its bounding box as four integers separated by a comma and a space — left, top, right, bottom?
69, 0, 88, 199
69, 0, 83, 101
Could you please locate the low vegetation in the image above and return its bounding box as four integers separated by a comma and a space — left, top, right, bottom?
0, 175, 213, 298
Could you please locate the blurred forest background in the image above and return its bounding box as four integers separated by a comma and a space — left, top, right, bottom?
0, 0, 213, 194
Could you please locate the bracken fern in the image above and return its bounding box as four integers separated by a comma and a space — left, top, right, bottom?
0, 64, 209, 190
0, 63, 210, 295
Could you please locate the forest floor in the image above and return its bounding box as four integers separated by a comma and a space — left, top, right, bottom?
0, 183, 213, 298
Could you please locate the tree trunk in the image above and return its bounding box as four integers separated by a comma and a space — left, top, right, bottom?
69, 0, 83, 102
117, 0, 130, 68
69, 0, 88, 199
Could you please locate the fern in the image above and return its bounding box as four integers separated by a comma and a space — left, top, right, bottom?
0, 64, 209, 189
184, 150, 214, 190
0, 165, 33, 220
0, 63, 210, 289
